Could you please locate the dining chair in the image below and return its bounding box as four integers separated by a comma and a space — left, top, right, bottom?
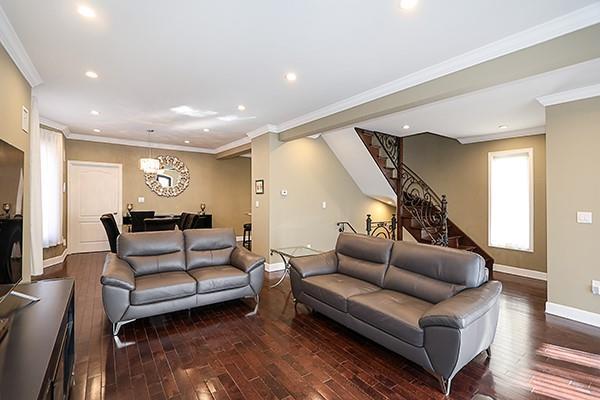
100, 213, 120, 253
130, 211, 155, 232
144, 217, 177, 232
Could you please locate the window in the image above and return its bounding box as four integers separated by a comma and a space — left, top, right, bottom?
488, 148, 533, 252
40, 128, 64, 248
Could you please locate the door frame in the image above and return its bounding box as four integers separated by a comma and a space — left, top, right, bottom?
67, 160, 123, 254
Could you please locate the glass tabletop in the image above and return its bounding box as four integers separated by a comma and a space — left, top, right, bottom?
270, 246, 323, 258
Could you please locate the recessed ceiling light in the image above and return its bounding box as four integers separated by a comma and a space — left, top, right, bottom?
237, 104, 246, 111
184, 140, 190, 144
399, 0, 418, 10
85, 70, 99, 79
402, 124, 410, 130
93, 128, 101, 133
90, 110, 100, 116
499, 125, 508, 129
77, 5, 96, 18
285, 72, 297, 82
203, 128, 210, 132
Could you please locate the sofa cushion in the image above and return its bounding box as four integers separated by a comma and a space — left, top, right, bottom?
348, 290, 432, 346
184, 228, 236, 270
302, 273, 380, 312
131, 271, 196, 305
118, 231, 185, 276
189, 265, 249, 293
335, 233, 393, 286
385, 241, 487, 303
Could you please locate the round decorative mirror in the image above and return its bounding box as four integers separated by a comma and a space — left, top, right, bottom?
144, 155, 190, 197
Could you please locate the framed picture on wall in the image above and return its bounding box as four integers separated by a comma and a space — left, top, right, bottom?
255, 179, 264, 194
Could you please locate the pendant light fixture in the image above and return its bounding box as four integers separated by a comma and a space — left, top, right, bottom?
139, 129, 160, 173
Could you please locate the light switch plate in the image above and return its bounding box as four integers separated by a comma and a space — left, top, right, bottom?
255, 200, 260, 208
280, 189, 288, 197
322, 201, 327, 209
592, 280, 600, 295
576, 211, 592, 224
21, 106, 29, 133
138, 196, 145, 203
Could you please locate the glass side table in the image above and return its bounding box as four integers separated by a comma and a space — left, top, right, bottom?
269, 246, 323, 288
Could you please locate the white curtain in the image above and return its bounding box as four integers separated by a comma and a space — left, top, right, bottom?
29, 96, 44, 276
40, 128, 64, 248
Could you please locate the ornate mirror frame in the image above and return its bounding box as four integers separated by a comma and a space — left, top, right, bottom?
144, 155, 190, 197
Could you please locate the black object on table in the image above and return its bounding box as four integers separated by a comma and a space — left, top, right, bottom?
123, 214, 212, 230
144, 217, 178, 231
0, 278, 75, 400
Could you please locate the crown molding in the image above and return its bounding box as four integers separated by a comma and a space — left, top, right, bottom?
67, 132, 218, 154
245, 124, 278, 139
40, 116, 71, 136
536, 83, 600, 107
0, 5, 42, 87
214, 136, 251, 153
457, 126, 545, 144
270, 3, 600, 135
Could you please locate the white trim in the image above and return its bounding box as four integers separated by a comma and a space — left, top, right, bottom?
43, 248, 68, 268
457, 126, 546, 144
536, 83, 600, 107
216, 136, 251, 153
246, 124, 278, 139
236, 236, 244, 242
265, 262, 285, 272
0, 5, 43, 87
68, 132, 218, 154
545, 302, 600, 328
269, 3, 600, 135
488, 147, 534, 252
493, 263, 546, 281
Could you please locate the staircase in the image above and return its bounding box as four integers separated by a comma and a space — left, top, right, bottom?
356, 128, 494, 276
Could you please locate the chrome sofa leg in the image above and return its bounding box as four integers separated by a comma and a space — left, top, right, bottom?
112, 319, 135, 336
293, 297, 298, 313
245, 294, 259, 317
437, 375, 452, 396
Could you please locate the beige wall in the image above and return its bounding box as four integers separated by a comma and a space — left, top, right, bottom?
252, 134, 394, 262
404, 133, 547, 272
66, 139, 251, 236
0, 44, 32, 281
546, 97, 600, 315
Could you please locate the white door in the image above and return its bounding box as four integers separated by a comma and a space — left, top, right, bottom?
68, 161, 122, 253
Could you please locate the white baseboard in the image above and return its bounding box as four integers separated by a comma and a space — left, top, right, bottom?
265, 262, 285, 272
43, 248, 68, 268
494, 263, 547, 281
545, 301, 600, 328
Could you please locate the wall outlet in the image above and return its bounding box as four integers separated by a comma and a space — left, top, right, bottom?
592, 280, 600, 295
255, 200, 260, 208
138, 196, 145, 203
576, 211, 592, 224
280, 189, 288, 197
322, 201, 327, 209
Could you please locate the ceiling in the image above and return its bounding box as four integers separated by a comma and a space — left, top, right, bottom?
353, 57, 600, 141
1, 0, 598, 150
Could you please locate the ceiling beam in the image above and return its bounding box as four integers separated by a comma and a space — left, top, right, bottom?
278, 24, 600, 142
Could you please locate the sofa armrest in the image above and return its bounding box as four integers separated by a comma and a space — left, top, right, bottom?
101, 253, 135, 291
419, 281, 502, 329
231, 245, 265, 273
289, 250, 338, 278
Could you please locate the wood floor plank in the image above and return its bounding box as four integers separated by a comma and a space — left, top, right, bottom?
38, 253, 600, 400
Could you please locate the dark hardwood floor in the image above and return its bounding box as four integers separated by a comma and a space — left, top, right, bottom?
39, 253, 600, 400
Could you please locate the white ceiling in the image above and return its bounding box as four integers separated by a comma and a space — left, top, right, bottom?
1, 0, 598, 149
353, 57, 600, 141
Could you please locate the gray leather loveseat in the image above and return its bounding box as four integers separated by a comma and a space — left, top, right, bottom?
290, 233, 501, 395
101, 228, 264, 335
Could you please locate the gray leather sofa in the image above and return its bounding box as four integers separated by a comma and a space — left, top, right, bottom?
101, 228, 265, 335
290, 233, 501, 395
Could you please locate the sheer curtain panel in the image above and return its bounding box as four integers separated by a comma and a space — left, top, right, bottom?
40, 128, 64, 248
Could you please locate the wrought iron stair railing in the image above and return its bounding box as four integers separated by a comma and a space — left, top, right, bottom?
361, 129, 449, 246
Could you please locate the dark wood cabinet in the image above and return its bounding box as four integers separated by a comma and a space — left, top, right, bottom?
0, 279, 75, 399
